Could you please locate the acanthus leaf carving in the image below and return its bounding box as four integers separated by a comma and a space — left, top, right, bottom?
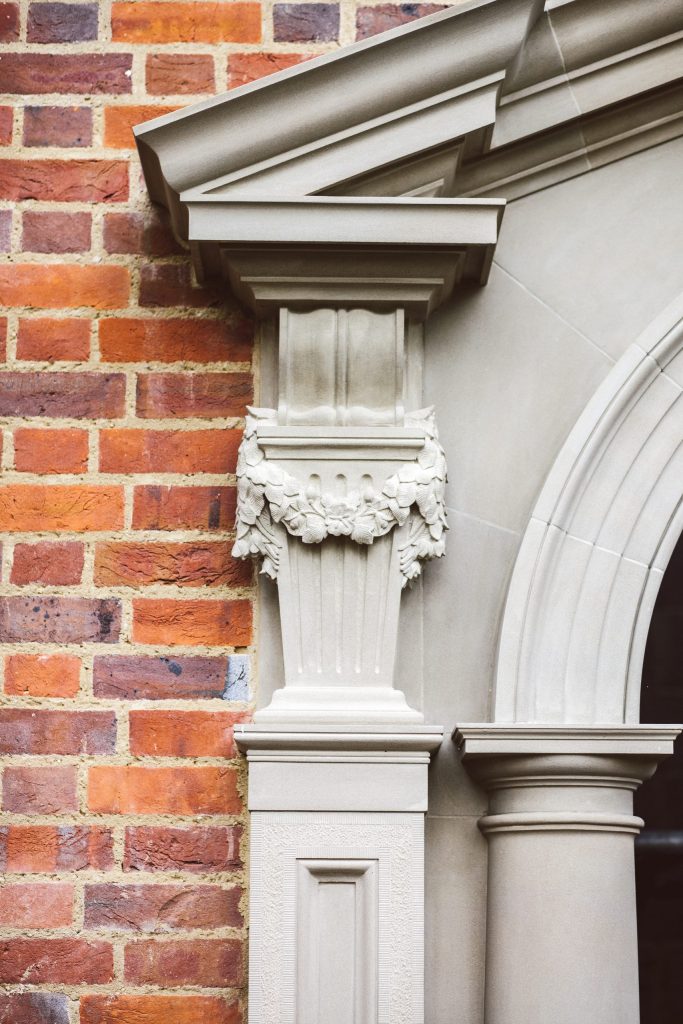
231, 406, 448, 586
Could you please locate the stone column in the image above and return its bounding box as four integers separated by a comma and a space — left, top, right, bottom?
455, 725, 680, 1024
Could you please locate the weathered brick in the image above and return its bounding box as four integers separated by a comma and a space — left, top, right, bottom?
99, 316, 252, 364
228, 51, 312, 88
104, 104, 178, 148
0, 2, 19, 41
0, 316, 6, 360
112, 2, 261, 43
28, 2, 99, 42
0, 825, 114, 872
0, 208, 11, 252
147, 53, 215, 95
137, 372, 252, 419
0, 883, 73, 928
0, 485, 123, 531
17, 318, 91, 362
3, 766, 78, 814
273, 3, 339, 41
89, 765, 241, 815
0, 596, 121, 644
103, 211, 182, 256
0, 54, 133, 95
14, 428, 89, 474
0, 709, 116, 755
0, 265, 130, 309
124, 825, 242, 873
0, 372, 124, 418
95, 541, 251, 588
100, 429, 239, 474
139, 264, 221, 308
0, 993, 70, 1024
24, 105, 92, 147
93, 654, 230, 700
0, 159, 128, 202
5, 653, 81, 698
133, 598, 252, 647
124, 938, 243, 987
80, 994, 241, 1024
130, 709, 249, 757
22, 210, 92, 254
84, 883, 242, 931
356, 3, 446, 38
0, 106, 12, 145
133, 485, 236, 531
11, 540, 85, 584
0, 939, 113, 984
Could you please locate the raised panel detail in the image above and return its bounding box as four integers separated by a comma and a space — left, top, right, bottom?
297, 859, 378, 1024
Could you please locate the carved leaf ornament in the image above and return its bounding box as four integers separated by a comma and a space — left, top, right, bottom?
232, 407, 448, 585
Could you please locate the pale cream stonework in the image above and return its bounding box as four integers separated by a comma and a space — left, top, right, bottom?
136, 1, 683, 1020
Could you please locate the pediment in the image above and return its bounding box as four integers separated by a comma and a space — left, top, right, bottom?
135, 0, 683, 301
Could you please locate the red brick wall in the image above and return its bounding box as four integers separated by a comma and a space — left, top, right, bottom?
0, 1, 451, 1020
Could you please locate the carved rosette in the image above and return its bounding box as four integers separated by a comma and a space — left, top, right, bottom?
232, 405, 448, 586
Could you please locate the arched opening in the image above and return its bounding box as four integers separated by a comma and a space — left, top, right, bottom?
635, 529, 683, 1022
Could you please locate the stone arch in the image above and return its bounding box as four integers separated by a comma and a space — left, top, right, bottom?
494, 294, 683, 725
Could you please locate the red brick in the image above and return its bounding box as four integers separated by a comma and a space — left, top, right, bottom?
0, 106, 12, 146
0, 993, 70, 1023
147, 53, 215, 95
5, 653, 81, 698
228, 50, 312, 88
124, 938, 243, 987
22, 210, 91, 254
80, 994, 241, 1024
0, 596, 121, 644
0, 939, 113, 984
94, 541, 251, 588
1, 372, 123, 418
0, 883, 73, 928
85, 883, 242, 931
89, 766, 241, 815
14, 428, 89, 474
0, 159, 128, 202
3, 766, 77, 814
112, 2, 261, 43
0, 484, 123, 531
17, 318, 91, 362
356, 3, 446, 38
133, 485, 236, 531
0, 3, 19, 41
100, 316, 252, 364
0, 709, 116, 755
130, 709, 249, 758
133, 598, 252, 646
28, 2, 99, 42
93, 654, 230, 700
0, 265, 129, 309
124, 825, 242, 873
139, 264, 222, 309
104, 104, 178, 148
0, 316, 6, 360
103, 211, 182, 256
100, 429, 239, 474
11, 541, 85, 584
273, 2, 338, 41
137, 372, 252, 419
24, 105, 92, 147
0, 825, 113, 873
0, 54, 133, 95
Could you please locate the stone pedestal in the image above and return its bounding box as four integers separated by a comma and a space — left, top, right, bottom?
455, 725, 680, 1024
236, 725, 442, 1024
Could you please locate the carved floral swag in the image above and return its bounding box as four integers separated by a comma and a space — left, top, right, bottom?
232, 407, 448, 586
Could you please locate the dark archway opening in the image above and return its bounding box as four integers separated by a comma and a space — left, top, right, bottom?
635, 530, 683, 1023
